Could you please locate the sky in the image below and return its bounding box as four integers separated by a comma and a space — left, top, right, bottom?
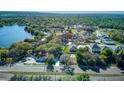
0, 0, 124, 11
44, 11, 124, 14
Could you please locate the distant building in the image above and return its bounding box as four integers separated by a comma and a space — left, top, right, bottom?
70, 46, 77, 53
0, 61, 5, 66
101, 35, 109, 40
103, 39, 115, 45
95, 39, 101, 44
92, 43, 101, 53
24, 57, 37, 65
116, 45, 124, 52
101, 35, 115, 45
73, 24, 82, 29
36, 57, 47, 63
67, 31, 74, 39
83, 31, 92, 36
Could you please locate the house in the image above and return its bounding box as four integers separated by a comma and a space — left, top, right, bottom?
101, 35, 115, 45
73, 24, 82, 29
95, 39, 101, 44
82, 26, 98, 32
66, 42, 72, 46
41, 38, 46, 42
70, 46, 77, 53
101, 35, 109, 40
102, 46, 117, 51
115, 45, 124, 52
67, 31, 74, 39
83, 31, 92, 36
103, 39, 115, 45
36, 57, 47, 63
0, 61, 5, 66
41, 50, 48, 56
103, 28, 111, 32
92, 43, 101, 53
77, 36, 84, 42
24, 57, 37, 65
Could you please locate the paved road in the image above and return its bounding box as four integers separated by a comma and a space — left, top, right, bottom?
0, 63, 124, 74
0, 63, 124, 81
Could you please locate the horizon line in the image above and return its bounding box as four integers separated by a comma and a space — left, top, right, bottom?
0, 11, 124, 14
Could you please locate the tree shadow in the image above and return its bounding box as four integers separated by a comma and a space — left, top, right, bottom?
78, 65, 108, 73
47, 65, 54, 71
118, 67, 124, 70
61, 65, 75, 75
0, 61, 6, 66
90, 66, 100, 73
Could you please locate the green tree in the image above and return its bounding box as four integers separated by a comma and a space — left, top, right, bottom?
60, 54, 70, 65
46, 54, 55, 65
0, 48, 8, 62
76, 47, 97, 66
115, 49, 124, 68
9, 42, 32, 61
6, 57, 14, 65
99, 47, 115, 65
48, 45, 63, 58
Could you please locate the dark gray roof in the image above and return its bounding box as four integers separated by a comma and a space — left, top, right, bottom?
70, 46, 77, 52
92, 43, 101, 49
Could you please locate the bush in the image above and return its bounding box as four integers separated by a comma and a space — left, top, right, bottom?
10, 74, 52, 81
57, 77, 62, 81
24, 38, 35, 43
76, 73, 90, 81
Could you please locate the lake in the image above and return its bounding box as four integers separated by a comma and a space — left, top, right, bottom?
0, 25, 32, 48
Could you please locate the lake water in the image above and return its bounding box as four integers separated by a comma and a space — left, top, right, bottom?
0, 25, 32, 48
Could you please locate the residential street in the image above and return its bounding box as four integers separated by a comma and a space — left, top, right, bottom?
0, 63, 124, 81
0, 63, 124, 74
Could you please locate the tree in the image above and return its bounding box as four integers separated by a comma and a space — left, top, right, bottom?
24, 38, 35, 43
76, 47, 97, 66
60, 54, 70, 65
35, 44, 47, 57
109, 30, 124, 43
0, 48, 8, 62
6, 57, 14, 66
46, 54, 55, 71
99, 54, 107, 66
115, 49, 124, 69
9, 42, 32, 61
48, 44, 63, 58
46, 54, 55, 65
78, 46, 90, 53
99, 47, 115, 65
